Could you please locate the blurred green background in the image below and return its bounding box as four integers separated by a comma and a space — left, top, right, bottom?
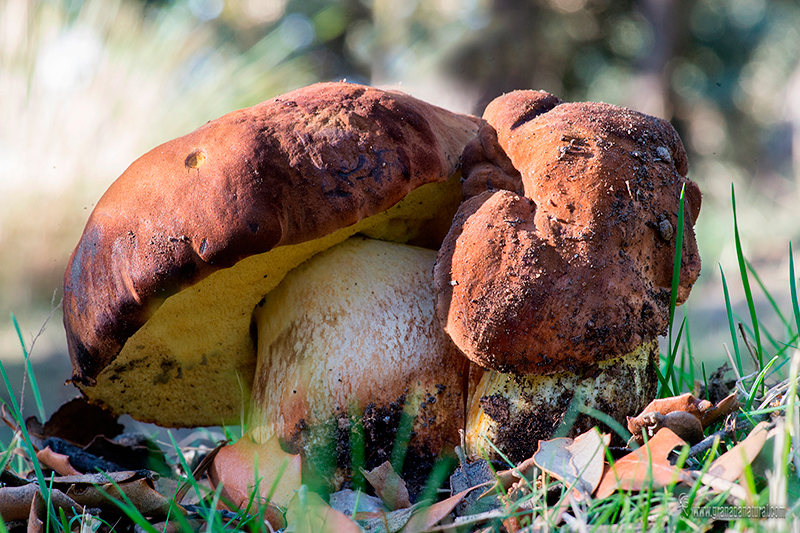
3, 0, 800, 422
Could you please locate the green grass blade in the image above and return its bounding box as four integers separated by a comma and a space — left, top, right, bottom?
655, 365, 673, 398
390, 400, 416, 475
731, 184, 763, 371
745, 355, 779, 410
661, 318, 686, 396
0, 359, 56, 529
10, 313, 45, 422
668, 184, 686, 329
719, 265, 743, 375
683, 312, 695, 391
660, 184, 686, 399
746, 259, 791, 335
790, 242, 800, 348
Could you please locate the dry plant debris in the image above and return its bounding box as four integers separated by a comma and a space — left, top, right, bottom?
532, 428, 609, 500
4, 383, 800, 532
595, 428, 692, 499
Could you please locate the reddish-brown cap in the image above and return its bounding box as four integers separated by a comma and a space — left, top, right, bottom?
63, 82, 480, 426
434, 90, 701, 375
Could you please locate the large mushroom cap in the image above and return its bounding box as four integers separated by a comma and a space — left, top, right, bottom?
64, 82, 480, 427
435, 90, 702, 375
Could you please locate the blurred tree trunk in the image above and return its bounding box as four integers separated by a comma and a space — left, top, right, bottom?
447, 0, 543, 114
629, 0, 679, 119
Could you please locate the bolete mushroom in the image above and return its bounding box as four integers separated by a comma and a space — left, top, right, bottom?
433, 90, 702, 463
63, 82, 479, 496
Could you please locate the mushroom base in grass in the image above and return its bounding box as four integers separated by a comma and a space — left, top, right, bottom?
466, 339, 659, 464
247, 236, 469, 494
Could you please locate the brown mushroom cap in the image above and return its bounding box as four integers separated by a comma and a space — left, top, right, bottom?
434, 90, 701, 375
63, 82, 480, 427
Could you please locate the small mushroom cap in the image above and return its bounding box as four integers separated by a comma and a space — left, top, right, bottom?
435, 90, 701, 375
63, 82, 480, 426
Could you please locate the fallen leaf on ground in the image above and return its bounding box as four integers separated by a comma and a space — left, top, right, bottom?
36, 446, 81, 476
628, 394, 708, 436
60, 472, 180, 518
492, 456, 537, 495
25, 398, 123, 447
627, 393, 739, 445
400, 489, 472, 533
285, 486, 363, 533
596, 428, 691, 499
362, 461, 411, 510
27, 490, 47, 533
0, 485, 80, 522
533, 427, 609, 499
707, 421, 771, 482
697, 393, 738, 428
208, 431, 302, 519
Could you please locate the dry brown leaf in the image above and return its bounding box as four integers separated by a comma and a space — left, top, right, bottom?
492, 456, 537, 495
628, 393, 738, 439
533, 428, 609, 499
25, 398, 123, 446
27, 490, 47, 533
208, 431, 302, 519
36, 446, 81, 476
355, 504, 424, 533
706, 421, 771, 482
697, 393, 738, 428
627, 393, 710, 435
362, 461, 411, 510
399, 489, 471, 533
62, 475, 178, 518
596, 428, 691, 499
0, 485, 80, 522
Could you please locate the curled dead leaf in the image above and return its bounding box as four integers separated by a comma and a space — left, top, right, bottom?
627, 392, 739, 444
596, 428, 692, 499
532, 428, 609, 500
208, 431, 301, 525
706, 421, 771, 483
361, 460, 411, 511
36, 446, 81, 476
0, 485, 80, 522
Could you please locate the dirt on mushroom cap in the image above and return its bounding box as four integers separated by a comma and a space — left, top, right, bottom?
434, 90, 702, 375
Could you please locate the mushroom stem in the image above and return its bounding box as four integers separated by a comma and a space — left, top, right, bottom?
465, 340, 659, 463
248, 236, 468, 492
